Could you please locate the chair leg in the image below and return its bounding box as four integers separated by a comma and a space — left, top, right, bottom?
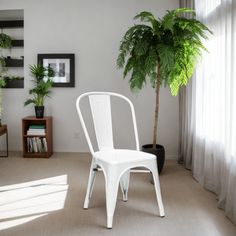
150, 165, 165, 217
84, 160, 97, 209
120, 170, 130, 202
105, 172, 120, 229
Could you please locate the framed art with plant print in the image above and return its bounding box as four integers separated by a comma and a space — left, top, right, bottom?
38, 54, 75, 87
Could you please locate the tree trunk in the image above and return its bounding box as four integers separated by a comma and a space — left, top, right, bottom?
152, 63, 161, 148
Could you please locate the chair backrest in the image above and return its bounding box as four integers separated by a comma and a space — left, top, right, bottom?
76, 92, 140, 155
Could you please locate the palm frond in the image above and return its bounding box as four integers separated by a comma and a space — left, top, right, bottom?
29, 64, 46, 81
134, 11, 158, 27
117, 24, 153, 68
24, 99, 36, 106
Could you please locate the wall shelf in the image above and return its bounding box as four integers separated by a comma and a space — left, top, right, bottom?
0, 18, 24, 88
4, 78, 24, 88
11, 40, 24, 47
0, 20, 23, 28
5, 58, 24, 67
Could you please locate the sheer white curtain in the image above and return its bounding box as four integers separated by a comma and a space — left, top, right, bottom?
179, 0, 195, 169
191, 0, 236, 223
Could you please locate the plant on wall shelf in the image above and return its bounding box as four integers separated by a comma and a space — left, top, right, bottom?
0, 33, 12, 49
24, 64, 55, 118
117, 8, 212, 173
0, 33, 12, 83
0, 57, 7, 86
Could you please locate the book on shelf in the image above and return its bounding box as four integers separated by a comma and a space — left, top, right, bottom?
29, 125, 46, 129
27, 129, 45, 135
27, 124, 46, 135
27, 137, 30, 152
32, 137, 38, 152
42, 138, 48, 152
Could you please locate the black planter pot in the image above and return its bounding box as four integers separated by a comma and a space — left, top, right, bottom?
142, 144, 165, 174
35, 106, 44, 118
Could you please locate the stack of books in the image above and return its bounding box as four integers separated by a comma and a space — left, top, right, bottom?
27, 125, 45, 135
26, 125, 47, 153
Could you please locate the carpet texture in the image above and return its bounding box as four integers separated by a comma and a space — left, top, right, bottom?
0, 152, 235, 236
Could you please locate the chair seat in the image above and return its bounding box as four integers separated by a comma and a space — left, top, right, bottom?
94, 149, 155, 165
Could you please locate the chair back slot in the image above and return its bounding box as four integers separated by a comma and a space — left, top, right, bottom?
89, 95, 114, 150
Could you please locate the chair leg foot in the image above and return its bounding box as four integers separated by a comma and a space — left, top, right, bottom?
120, 170, 130, 203
105, 173, 120, 229
123, 195, 128, 202
149, 166, 165, 218
83, 161, 97, 210
107, 216, 113, 229
83, 198, 89, 209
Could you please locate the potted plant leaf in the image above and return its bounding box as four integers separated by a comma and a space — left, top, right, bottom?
117, 8, 211, 173
0, 33, 12, 82
24, 64, 55, 118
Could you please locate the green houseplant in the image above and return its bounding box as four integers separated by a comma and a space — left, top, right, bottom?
117, 8, 211, 173
24, 64, 55, 118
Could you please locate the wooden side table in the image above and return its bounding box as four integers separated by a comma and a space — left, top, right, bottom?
0, 125, 8, 157
22, 116, 53, 158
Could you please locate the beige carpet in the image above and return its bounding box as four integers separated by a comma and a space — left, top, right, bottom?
0, 152, 235, 236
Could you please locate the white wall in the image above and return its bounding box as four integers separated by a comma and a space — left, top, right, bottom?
0, 0, 179, 158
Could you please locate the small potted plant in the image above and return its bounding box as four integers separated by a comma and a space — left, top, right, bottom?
117, 8, 211, 173
24, 64, 55, 118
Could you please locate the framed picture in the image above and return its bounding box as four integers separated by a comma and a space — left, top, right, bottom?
38, 54, 75, 87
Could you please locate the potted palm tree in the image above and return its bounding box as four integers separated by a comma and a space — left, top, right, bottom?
24, 64, 55, 118
117, 8, 211, 173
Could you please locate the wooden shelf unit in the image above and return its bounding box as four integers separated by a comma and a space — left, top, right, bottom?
22, 116, 53, 158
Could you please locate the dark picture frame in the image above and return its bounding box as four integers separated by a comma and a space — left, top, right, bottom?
38, 54, 75, 87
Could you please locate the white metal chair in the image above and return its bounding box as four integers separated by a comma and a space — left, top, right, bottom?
76, 92, 165, 228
